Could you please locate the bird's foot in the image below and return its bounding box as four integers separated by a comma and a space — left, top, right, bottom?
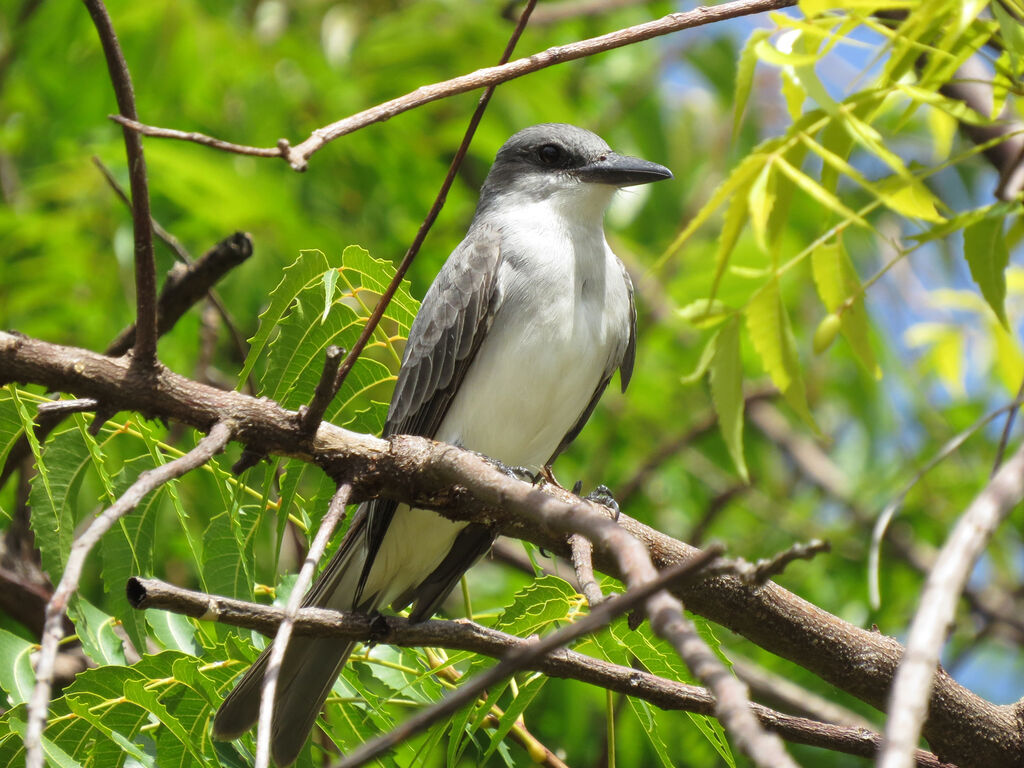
540, 465, 563, 489
493, 459, 542, 485
583, 484, 620, 521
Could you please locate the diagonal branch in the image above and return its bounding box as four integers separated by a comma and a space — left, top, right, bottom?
878, 441, 1024, 768
111, 0, 797, 172
255, 483, 351, 768
127, 577, 954, 768
82, 0, 158, 364
24, 422, 233, 768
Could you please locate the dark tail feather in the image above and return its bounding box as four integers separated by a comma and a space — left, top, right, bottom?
213, 511, 370, 766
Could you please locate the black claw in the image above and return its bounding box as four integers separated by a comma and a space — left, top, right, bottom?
369, 612, 390, 643
585, 484, 620, 521
494, 459, 538, 484
571, 480, 583, 495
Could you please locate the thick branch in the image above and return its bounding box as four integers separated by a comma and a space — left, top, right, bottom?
82, 0, 158, 363
2, 332, 1020, 766
113, 0, 797, 171
128, 577, 952, 768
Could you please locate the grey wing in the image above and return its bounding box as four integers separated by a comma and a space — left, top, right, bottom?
356, 225, 504, 602
545, 260, 636, 466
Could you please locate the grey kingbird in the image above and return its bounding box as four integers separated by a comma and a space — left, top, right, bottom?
213, 123, 672, 765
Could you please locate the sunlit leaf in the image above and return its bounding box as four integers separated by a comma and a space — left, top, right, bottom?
963, 216, 1010, 327
733, 29, 771, 140
745, 279, 816, 428
810, 241, 880, 377
711, 317, 748, 481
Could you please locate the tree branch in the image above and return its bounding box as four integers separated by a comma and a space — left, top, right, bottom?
127, 577, 953, 768
878, 441, 1024, 768
111, 0, 797, 172
82, 0, 158, 364
24, 422, 233, 768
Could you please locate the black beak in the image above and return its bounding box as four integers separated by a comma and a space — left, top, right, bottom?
576, 152, 673, 187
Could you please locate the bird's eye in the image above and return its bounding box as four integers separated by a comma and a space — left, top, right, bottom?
537, 144, 565, 165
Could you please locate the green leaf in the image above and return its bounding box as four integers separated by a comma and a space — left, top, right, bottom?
773, 155, 870, 229
874, 175, 944, 223
677, 299, 733, 329
747, 162, 775, 254
0, 629, 36, 707
28, 427, 93, 581
709, 190, 751, 304
733, 29, 771, 140
745, 279, 816, 429
963, 216, 1010, 327
101, 456, 164, 655
810, 241, 880, 377
711, 317, 749, 482
237, 248, 331, 387
322, 266, 339, 323
491, 575, 577, 636
482, 673, 547, 762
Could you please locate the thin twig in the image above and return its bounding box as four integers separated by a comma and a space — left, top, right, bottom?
83, 0, 158, 365
35, 398, 100, 417
992, 373, 1024, 476
739, 539, 831, 585
298, 345, 344, 435
255, 483, 351, 768
24, 422, 232, 768
878, 441, 1024, 768
569, 534, 605, 606
114, 0, 798, 172
332, 0, 539, 394
91, 155, 192, 264
328, 546, 724, 768
868, 390, 1024, 608
128, 576, 952, 768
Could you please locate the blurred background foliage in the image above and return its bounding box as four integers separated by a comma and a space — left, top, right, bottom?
1, 0, 1023, 766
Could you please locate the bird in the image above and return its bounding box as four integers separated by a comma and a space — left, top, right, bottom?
213, 123, 672, 765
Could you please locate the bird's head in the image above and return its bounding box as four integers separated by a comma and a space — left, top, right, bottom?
478, 123, 672, 217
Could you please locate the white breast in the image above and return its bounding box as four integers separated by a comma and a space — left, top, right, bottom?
435, 193, 632, 468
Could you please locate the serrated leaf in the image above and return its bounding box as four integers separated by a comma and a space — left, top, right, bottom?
711, 317, 748, 481
963, 216, 1010, 327
780, 68, 805, 120
262, 245, 414, 437
101, 456, 164, 655
747, 162, 775, 254
28, 427, 92, 581
810, 242, 880, 377
733, 29, 771, 140
147, 610, 200, 655
746, 279, 816, 429
0, 629, 36, 706
482, 673, 547, 762
709, 190, 751, 303
491, 575, 577, 637
322, 266, 339, 323
238, 249, 331, 387
874, 175, 944, 223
